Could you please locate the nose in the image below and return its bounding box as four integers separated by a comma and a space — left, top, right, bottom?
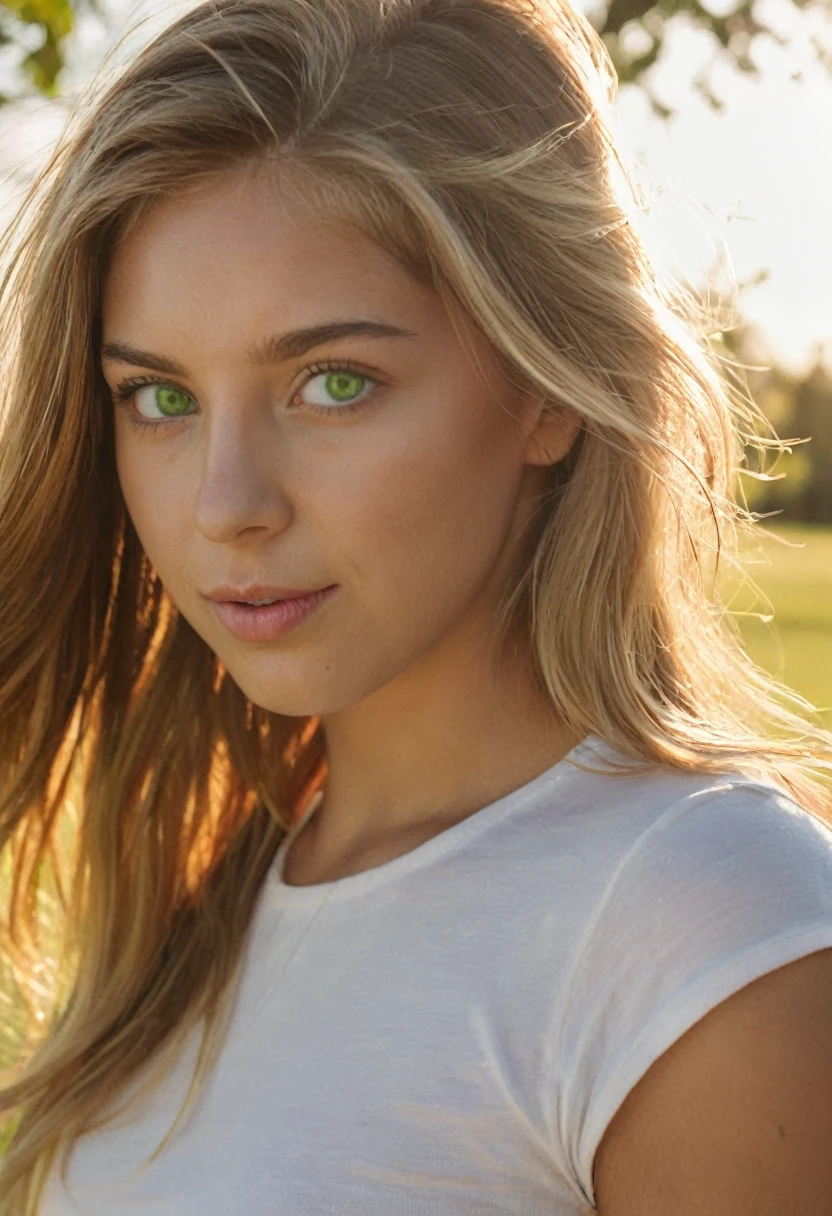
194, 409, 293, 545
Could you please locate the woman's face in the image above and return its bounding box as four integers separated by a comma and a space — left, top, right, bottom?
102, 164, 578, 716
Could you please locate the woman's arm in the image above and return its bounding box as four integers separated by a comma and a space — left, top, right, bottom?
594, 946, 832, 1214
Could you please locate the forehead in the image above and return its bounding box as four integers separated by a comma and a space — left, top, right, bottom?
102, 163, 438, 330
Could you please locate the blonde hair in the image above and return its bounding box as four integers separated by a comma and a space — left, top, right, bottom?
1, 0, 830, 1208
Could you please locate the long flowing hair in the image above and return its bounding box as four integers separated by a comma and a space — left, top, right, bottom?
1, 0, 829, 1208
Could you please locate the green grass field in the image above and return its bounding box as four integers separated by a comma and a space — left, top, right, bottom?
721, 521, 832, 729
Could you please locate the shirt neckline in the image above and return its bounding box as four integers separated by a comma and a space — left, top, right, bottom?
266, 733, 604, 908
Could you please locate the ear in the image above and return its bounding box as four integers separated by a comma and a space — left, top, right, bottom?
521, 396, 583, 468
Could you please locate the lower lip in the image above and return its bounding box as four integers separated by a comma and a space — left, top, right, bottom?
209, 585, 339, 643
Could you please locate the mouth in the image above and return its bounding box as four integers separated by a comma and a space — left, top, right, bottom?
206, 583, 336, 605
233, 595, 304, 606
208, 585, 339, 643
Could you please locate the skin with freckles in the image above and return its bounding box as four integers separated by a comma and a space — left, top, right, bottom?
102, 162, 583, 884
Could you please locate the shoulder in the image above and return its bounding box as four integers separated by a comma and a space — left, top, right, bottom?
566, 779, 832, 997
594, 942, 832, 1214
554, 747, 832, 897
553, 777, 832, 1213
595, 777, 832, 917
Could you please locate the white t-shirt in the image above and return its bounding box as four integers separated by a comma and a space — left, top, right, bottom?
39, 733, 832, 1214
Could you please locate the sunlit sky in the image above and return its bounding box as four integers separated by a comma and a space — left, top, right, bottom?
0, 0, 829, 376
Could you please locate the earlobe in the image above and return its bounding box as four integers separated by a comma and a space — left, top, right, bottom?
523, 402, 583, 468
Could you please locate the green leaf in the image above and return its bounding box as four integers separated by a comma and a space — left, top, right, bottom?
23, 25, 63, 93
0, 0, 74, 100
1, 0, 73, 41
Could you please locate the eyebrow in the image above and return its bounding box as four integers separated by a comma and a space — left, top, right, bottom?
100, 319, 418, 375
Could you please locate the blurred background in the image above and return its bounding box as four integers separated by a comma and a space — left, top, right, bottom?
0, 0, 829, 731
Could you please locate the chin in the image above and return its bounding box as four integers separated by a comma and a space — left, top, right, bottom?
222, 675, 325, 718
248, 692, 335, 718
226, 657, 400, 720
220, 664, 346, 719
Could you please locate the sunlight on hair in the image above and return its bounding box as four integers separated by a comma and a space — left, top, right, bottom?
0, 1, 829, 1211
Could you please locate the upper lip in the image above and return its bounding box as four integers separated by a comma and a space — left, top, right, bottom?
205, 584, 334, 603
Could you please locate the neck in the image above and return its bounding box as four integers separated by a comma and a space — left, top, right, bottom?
304, 620, 581, 868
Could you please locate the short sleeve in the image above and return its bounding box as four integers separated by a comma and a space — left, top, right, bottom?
549, 781, 832, 1211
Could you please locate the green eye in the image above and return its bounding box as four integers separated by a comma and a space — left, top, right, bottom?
156, 387, 191, 415
324, 371, 365, 402
134, 384, 195, 419
298, 368, 375, 413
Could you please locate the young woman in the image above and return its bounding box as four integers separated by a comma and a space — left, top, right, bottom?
1, 0, 831, 1211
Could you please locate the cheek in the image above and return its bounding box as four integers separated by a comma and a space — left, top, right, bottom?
328, 408, 518, 594
115, 433, 190, 575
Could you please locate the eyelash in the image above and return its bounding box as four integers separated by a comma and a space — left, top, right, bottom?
109, 357, 381, 433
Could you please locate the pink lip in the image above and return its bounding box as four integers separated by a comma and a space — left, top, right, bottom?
206, 583, 326, 603
209, 585, 339, 643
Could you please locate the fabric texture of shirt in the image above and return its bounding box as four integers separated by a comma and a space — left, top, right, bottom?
39, 733, 832, 1214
